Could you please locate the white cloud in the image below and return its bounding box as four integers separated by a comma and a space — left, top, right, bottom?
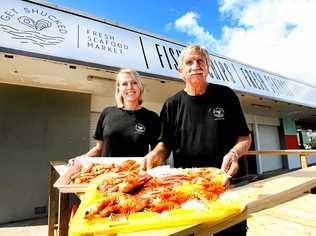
170, 0, 316, 87
173, 11, 220, 52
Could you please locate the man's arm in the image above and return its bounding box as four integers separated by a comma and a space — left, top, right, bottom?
221, 133, 252, 176
142, 142, 170, 170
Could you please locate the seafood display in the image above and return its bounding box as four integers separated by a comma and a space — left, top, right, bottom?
69, 159, 141, 184
82, 166, 227, 219
66, 159, 244, 235
54, 158, 143, 192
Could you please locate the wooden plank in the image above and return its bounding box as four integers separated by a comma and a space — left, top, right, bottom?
50, 161, 71, 236
267, 194, 316, 227
233, 166, 316, 214
248, 194, 316, 235
246, 149, 316, 156
248, 214, 316, 236
48, 163, 57, 236
58, 192, 70, 236
300, 154, 308, 168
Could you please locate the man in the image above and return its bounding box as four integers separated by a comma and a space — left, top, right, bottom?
143, 45, 251, 236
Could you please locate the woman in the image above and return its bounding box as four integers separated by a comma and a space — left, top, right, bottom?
84, 68, 160, 157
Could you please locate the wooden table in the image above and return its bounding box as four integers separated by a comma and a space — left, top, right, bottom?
48, 161, 71, 236
48, 161, 316, 236
248, 193, 316, 235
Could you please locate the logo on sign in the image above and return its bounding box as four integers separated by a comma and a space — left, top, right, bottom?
0, 7, 68, 47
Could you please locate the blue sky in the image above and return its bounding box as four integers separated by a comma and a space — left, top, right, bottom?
47, 0, 316, 87
47, 0, 227, 44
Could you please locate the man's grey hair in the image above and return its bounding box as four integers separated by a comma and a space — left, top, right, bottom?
178, 45, 210, 70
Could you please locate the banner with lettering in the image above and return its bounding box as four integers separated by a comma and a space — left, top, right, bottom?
1, 0, 315, 108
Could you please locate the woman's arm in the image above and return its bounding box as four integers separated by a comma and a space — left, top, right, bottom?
68, 140, 104, 165
85, 140, 104, 157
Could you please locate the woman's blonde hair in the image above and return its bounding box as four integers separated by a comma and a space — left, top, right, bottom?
178, 45, 210, 70
115, 68, 144, 108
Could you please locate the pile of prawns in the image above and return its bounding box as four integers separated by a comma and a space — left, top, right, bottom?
80, 160, 227, 220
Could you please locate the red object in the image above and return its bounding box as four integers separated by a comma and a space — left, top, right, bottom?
285, 135, 299, 149
70, 204, 78, 220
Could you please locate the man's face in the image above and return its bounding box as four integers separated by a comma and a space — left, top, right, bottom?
179, 50, 209, 86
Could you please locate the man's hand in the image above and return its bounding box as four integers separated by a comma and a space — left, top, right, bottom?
142, 142, 169, 170
142, 151, 165, 170
221, 151, 239, 177
221, 134, 251, 185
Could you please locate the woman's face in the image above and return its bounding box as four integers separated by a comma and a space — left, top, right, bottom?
118, 73, 141, 104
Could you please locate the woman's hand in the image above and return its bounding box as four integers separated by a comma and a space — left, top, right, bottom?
67, 154, 87, 166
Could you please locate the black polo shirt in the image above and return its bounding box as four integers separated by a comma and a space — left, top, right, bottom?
159, 83, 250, 168
94, 106, 160, 157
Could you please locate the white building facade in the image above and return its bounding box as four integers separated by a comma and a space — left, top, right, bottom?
1, 0, 316, 223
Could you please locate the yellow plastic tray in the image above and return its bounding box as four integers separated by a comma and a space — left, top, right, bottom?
69, 175, 244, 235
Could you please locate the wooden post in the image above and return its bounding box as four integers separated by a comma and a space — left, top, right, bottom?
48, 163, 57, 236
58, 192, 70, 236
300, 154, 308, 169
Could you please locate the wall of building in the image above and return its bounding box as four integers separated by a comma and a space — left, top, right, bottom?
282, 116, 301, 169
245, 114, 283, 173
0, 83, 90, 223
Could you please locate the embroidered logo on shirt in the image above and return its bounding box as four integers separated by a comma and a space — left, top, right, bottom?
211, 107, 225, 120
135, 123, 146, 134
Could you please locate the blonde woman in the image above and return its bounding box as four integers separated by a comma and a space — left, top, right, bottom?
83, 68, 160, 157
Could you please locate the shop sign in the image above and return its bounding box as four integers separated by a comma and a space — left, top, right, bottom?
1, 0, 316, 108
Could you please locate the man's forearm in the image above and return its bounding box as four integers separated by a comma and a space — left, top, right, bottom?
221, 134, 252, 176
143, 142, 170, 170
151, 142, 170, 161
230, 134, 252, 159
